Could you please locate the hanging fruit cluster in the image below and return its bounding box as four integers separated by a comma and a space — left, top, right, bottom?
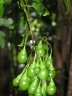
13, 40, 57, 96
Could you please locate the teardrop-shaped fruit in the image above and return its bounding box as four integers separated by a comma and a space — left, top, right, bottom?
48, 70, 56, 81
34, 82, 42, 96
13, 74, 22, 86
38, 68, 48, 80
27, 60, 36, 78
47, 79, 56, 95
28, 76, 39, 94
49, 63, 55, 70
41, 80, 47, 96
34, 67, 41, 74
27, 67, 35, 78
34, 60, 41, 74
19, 79, 30, 91
37, 40, 43, 49
37, 48, 45, 56
19, 71, 30, 91
48, 64, 56, 80
39, 57, 46, 68
13, 78, 19, 87
36, 40, 45, 56
38, 59, 48, 80
17, 47, 28, 63
45, 55, 52, 68
30, 76, 36, 82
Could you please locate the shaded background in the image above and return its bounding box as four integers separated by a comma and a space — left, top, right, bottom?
0, 0, 72, 96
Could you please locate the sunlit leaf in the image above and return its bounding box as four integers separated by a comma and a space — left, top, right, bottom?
0, 4, 4, 18
33, 4, 42, 14
0, 36, 5, 49
4, 18, 14, 26
0, 0, 3, 4
33, 0, 50, 15
0, 31, 6, 37
63, 0, 70, 14
0, 0, 7, 4
43, 10, 49, 16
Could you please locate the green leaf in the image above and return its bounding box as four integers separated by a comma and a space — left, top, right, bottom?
33, 4, 42, 14
19, 17, 25, 29
4, 18, 14, 26
0, 0, 3, 4
0, 4, 4, 18
0, 18, 13, 26
0, 31, 6, 37
43, 10, 49, 16
0, 18, 5, 25
18, 38, 24, 47
63, 0, 70, 14
0, 36, 5, 49
33, 0, 50, 15
0, 0, 7, 4
3, 0, 7, 4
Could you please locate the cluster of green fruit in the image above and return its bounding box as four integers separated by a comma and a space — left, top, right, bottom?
13, 40, 57, 96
